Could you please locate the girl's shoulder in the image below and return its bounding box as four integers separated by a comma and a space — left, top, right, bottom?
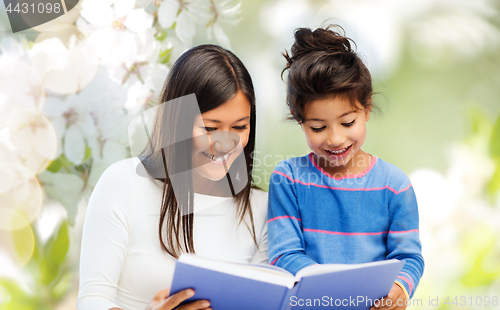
372, 157, 412, 191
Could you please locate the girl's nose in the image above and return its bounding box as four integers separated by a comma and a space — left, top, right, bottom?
211, 131, 239, 153
327, 128, 345, 147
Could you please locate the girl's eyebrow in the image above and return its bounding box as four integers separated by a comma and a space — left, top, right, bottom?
202, 116, 250, 123
304, 118, 325, 122
305, 111, 355, 122
339, 111, 356, 118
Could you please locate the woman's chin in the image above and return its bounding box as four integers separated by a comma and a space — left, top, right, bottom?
192, 163, 232, 182
193, 149, 244, 180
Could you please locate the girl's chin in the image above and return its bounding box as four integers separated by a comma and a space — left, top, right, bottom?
318, 154, 351, 166
316, 155, 353, 175
327, 156, 351, 166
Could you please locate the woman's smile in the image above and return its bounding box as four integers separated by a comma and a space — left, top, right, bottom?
192, 90, 251, 181
201, 150, 232, 165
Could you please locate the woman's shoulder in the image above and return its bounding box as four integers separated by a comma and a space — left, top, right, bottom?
250, 187, 268, 203
98, 157, 138, 179
249, 187, 268, 218
105, 157, 140, 173
95, 157, 154, 190
89, 157, 162, 217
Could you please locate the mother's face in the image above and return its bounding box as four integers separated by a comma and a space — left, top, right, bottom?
191, 90, 251, 181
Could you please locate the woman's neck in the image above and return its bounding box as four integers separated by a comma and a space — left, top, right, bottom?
192, 171, 233, 197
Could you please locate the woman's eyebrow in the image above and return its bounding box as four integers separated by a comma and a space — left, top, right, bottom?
235, 116, 250, 122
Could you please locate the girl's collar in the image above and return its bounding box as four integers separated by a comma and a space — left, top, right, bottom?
308, 152, 377, 180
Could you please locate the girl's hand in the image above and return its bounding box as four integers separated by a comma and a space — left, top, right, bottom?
370, 283, 407, 310
144, 288, 211, 310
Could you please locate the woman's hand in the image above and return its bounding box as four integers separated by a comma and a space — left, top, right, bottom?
370, 283, 407, 310
145, 288, 211, 310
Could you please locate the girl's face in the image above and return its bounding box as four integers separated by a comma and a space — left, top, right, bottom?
192, 90, 251, 182
301, 96, 370, 176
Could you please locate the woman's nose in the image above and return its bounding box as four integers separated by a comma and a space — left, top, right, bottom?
211, 131, 239, 153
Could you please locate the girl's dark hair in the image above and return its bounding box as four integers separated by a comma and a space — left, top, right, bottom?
139, 44, 257, 258
282, 25, 373, 123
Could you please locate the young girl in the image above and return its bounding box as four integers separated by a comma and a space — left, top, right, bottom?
268, 26, 424, 309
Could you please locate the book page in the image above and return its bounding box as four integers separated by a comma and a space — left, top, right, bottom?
179, 254, 296, 288
295, 259, 400, 280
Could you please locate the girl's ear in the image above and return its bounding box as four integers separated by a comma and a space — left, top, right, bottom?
291, 109, 303, 129
365, 99, 372, 121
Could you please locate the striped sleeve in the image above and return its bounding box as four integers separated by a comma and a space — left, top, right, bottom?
386, 183, 424, 299
267, 163, 317, 275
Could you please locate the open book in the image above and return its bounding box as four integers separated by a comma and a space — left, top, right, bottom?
170, 254, 405, 310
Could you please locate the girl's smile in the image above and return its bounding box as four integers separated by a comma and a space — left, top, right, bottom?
324, 144, 352, 159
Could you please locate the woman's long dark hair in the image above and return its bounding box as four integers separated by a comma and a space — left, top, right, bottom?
139, 45, 257, 258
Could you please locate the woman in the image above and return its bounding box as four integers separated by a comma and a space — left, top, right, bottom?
76, 45, 268, 310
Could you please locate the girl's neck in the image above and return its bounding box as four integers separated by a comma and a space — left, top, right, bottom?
315, 149, 372, 177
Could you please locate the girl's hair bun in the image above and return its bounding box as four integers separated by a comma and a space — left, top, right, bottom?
282, 24, 373, 123
283, 25, 354, 73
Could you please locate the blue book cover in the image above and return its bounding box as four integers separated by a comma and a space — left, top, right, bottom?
170, 254, 404, 310
289, 260, 405, 309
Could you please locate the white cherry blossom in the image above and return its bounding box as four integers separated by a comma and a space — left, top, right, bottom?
0, 97, 58, 174
158, 0, 180, 29
205, 0, 241, 49
0, 162, 42, 230
37, 170, 87, 225
0, 37, 29, 63
29, 35, 99, 94
80, 0, 154, 67
0, 58, 45, 113
157, 0, 241, 47
42, 66, 129, 166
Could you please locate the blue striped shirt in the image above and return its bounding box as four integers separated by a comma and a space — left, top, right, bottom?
268, 153, 424, 298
